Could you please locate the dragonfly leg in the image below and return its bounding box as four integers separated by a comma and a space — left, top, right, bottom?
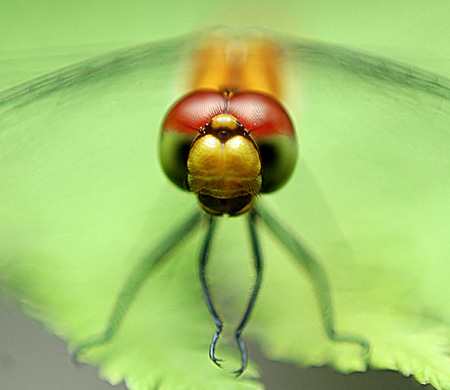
253, 203, 370, 358
72, 209, 204, 362
198, 215, 224, 367
232, 210, 264, 376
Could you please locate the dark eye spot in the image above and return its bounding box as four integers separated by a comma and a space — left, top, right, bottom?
258, 144, 277, 168
177, 141, 191, 166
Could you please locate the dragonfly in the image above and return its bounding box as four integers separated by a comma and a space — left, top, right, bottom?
58, 30, 369, 376
1, 28, 449, 388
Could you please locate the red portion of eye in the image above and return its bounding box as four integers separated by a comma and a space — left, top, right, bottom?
228, 93, 294, 137
162, 90, 294, 137
162, 91, 227, 135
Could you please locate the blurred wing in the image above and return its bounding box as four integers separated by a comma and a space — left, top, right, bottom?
251, 37, 450, 389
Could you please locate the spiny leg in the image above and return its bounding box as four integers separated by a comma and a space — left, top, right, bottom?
232, 209, 264, 376
253, 203, 370, 356
72, 209, 204, 361
198, 215, 224, 367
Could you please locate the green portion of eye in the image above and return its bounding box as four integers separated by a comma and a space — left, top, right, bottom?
159, 131, 194, 190
257, 135, 298, 193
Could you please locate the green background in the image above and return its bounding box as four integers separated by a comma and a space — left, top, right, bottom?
2, 0, 450, 88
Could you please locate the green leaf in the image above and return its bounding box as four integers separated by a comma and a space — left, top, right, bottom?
1, 30, 450, 390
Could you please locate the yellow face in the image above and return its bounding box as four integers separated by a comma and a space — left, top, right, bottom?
187, 114, 262, 198
186, 114, 262, 215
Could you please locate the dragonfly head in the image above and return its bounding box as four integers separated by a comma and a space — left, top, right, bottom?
160, 90, 297, 216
